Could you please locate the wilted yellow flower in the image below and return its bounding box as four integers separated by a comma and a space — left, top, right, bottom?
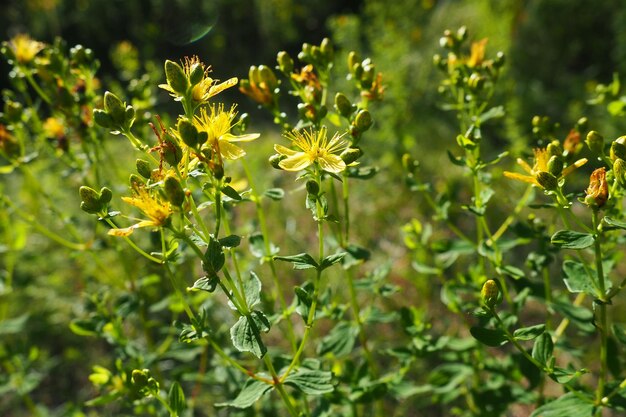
467, 38, 488, 68
8, 34, 45, 64
194, 104, 259, 160
274, 127, 348, 173
503, 147, 587, 188
584, 167, 608, 208
108, 188, 172, 237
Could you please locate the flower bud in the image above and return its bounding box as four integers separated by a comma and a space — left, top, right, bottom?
334, 93, 352, 118
610, 136, 626, 161
348, 51, 360, 73
467, 73, 485, 91
103, 91, 126, 125
354, 109, 373, 132
177, 117, 198, 148
269, 154, 285, 170
584, 167, 608, 208
189, 62, 204, 86
320, 37, 334, 62
585, 130, 604, 155
211, 162, 224, 180
136, 159, 152, 179
341, 147, 363, 165
546, 140, 562, 158
493, 51, 505, 68
125, 105, 135, 125
481, 279, 501, 308
614, 158, 626, 188
259, 65, 278, 90
248, 66, 261, 85
129, 174, 145, 191
164, 176, 185, 206
99, 187, 113, 205
305, 179, 320, 196
164, 60, 189, 94
277, 51, 293, 74
163, 137, 182, 166
547, 155, 563, 176
4, 100, 23, 122
576, 117, 588, 132
536, 171, 558, 191
131, 369, 150, 389
79, 186, 102, 214
93, 109, 113, 129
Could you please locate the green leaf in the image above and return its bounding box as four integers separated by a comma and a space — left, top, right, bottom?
283, 369, 334, 395
295, 286, 312, 319
562, 260, 597, 296
549, 367, 587, 384
230, 311, 270, 358
551, 301, 595, 333
513, 324, 545, 341
529, 392, 594, 417
551, 230, 594, 250
0, 314, 28, 335
319, 252, 346, 271
342, 244, 371, 269
346, 165, 378, 179
497, 265, 525, 280
478, 105, 505, 123
202, 238, 225, 275
249, 232, 279, 259
243, 272, 262, 308
168, 382, 185, 416
189, 276, 219, 293
317, 322, 359, 357
469, 327, 508, 347
219, 235, 241, 248
603, 216, 626, 230
274, 253, 318, 270
215, 378, 274, 408
446, 150, 466, 167
69, 318, 98, 337
221, 185, 242, 200
532, 333, 554, 366
263, 188, 284, 200
612, 324, 626, 345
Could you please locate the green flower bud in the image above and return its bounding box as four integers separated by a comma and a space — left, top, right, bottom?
456, 26, 468, 41
177, 117, 198, 148
585, 130, 604, 155
277, 51, 293, 74
163, 137, 183, 166
211, 163, 224, 180
164, 60, 188, 94
546, 140, 562, 158
305, 179, 320, 196
269, 154, 285, 170
258, 65, 278, 90
348, 51, 360, 72
547, 155, 564, 177
129, 174, 145, 191
248, 66, 261, 85
131, 369, 150, 390
164, 176, 185, 206
341, 147, 363, 165
614, 158, 626, 188
189, 62, 204, 86
493, 51, 505, 68
79, 186, 102, 214
4, 100, 23, 122
124, 105, 135, 125
311, 45, 323, 63
467, 73, 485, 91
576, 117, 588, 132
354, 109, 373, 132
103, 91, 126, 125
481, 279, 501, 308
610, 137, 626, 161
136, 159, 152, 179
320, 37, 333, 62
99, 187, 113, 205
93, 109, 113, 129
536, 171, 558, 191
334, 93, 352, 118
402, 153, 419, 174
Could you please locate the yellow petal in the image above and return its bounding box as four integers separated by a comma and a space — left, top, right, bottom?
318, 154, 346, 173
208, 77, 238, 98
503, 171, 539, 186
562, 158, 588, 177
108, 226, 136, 237
224, 133, 260, 143
219, 140, 246, 160
279, 153, 312, 171
274, 144, 299, 157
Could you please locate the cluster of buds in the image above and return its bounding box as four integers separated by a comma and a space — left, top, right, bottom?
239, 65, 278, 107
334, 92, 372, 146
434, 27, 504, 97
347, 52, 384, 101
131, 369, 160, 396
79, 186, 113, 216
93, 91, 135, 133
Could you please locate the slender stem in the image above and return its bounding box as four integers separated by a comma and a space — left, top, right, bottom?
264, 356, 301, 417
492, 185, 534, 241
214, 180, 222, 238
592, 210, 608, 406
342, 174, 350, 243
104, 218, 164, 264
23, 69, 51, 104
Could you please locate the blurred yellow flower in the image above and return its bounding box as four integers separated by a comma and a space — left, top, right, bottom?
8, 34, 45, 64
194, 104, 259, 160
108, 188, 172, 237
274, 127, 348, 173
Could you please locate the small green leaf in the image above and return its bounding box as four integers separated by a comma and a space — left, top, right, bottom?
249, 232, 279, 259
221, 185, 242, 200
189, 276, 219, 293
319, 252, 347, 271
532, 333, 554, 367
230, 311, 270, 358
263, 188, 285, 200
274, 253, 318, 270
551, 230, 594, 250
342, 244, 371, 269
243, 272, 262, 308
69, 318, 98, 337
219, 235, 241, 248
469, 327, 508, 347
295, 286, 312, 319
168, 382, 185, 416
346, 165, 378, 179
317, 322, 359, 357
529, 392, 594, 417
497, 265, 525, 280
202, 238, 225, 275
513, 324, 545, 341
478, 105, 505, 123
446, 150, 466, 167
283, 369, 334, 395
215, 378, 274, 408
603, 216, 626, 230
562, 260, 597, 297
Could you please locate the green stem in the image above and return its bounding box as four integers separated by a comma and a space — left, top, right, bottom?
592, 210, 608, 406
24, 69, 51, 104
214, 179, 222, 237
264, 356, 301, 417
104, 218, 164, 264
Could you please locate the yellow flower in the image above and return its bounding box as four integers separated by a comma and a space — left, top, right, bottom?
467, 38, 488, 68
8, 34, 45, 64
42, 117, 64, 138
108, 188, 172, 237
274, 127, 348, 173
193, 104, 259, 160
584, 167, 608, 208
503, 147, 587, 188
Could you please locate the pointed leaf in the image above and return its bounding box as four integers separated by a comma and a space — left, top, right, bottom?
551, 230, 594, 250
168, 382, 185, 416
513, 324, 545, 341
283, 369, 334, 395
317, 322, 359, 357
470, 326, 508, 347
230, 311, 271, 358
263, 188, 285, 201
295, 286, 312, 319
319, 252, 347, 271
219, 235, 241, 248
189, 276, 219, 293
603, 216, 626, 230
529, 392, 594, 417
221, 185, 242, 200
562, 260, 597, 297
274, 253, 318, 270
215, 378, 274, 408
532, 333, 554, 366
